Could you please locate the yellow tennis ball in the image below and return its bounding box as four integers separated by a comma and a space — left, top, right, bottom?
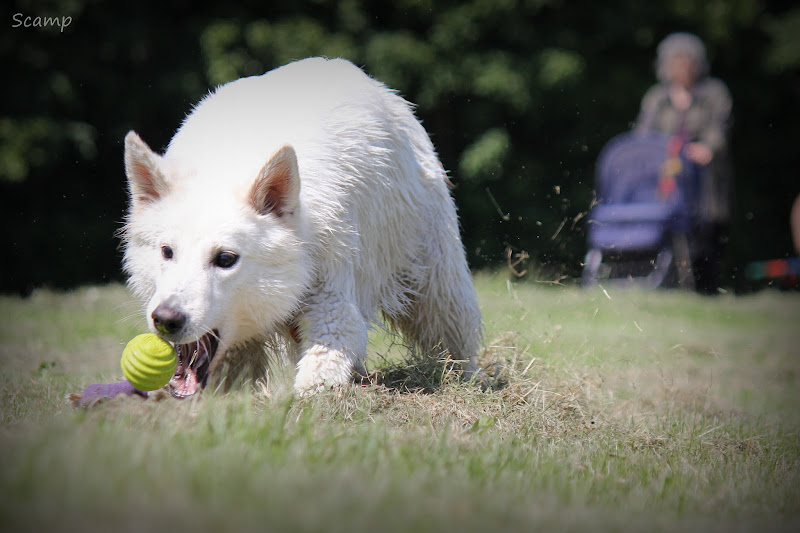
121, 333, 177, 391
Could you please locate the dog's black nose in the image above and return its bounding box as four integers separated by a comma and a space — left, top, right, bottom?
151, 304, 187, 335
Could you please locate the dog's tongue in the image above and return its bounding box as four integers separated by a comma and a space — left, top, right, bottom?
168, 366, 199, 398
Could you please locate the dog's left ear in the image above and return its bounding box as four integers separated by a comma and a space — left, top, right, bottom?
249, 145, 300, 217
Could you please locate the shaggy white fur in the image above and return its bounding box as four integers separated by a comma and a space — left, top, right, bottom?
121, 57, 483, 394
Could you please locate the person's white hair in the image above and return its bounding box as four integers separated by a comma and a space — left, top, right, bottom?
655, 32, 709, 83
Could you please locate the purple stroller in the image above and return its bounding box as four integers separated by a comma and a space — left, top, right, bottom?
582, 132, 701, 289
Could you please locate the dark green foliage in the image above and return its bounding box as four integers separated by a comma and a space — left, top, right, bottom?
3, 0, 798, 292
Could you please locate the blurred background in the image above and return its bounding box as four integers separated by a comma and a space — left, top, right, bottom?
2, 0, 798, 294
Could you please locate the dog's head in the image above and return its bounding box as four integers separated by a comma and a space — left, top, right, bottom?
120, 131, 311, 397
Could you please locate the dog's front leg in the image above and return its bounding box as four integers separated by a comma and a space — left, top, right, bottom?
294, 288, 367, 394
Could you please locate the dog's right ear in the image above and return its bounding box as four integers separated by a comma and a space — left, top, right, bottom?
124, 131, 168, 209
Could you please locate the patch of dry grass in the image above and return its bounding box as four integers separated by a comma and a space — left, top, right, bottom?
0, 275, 799, 532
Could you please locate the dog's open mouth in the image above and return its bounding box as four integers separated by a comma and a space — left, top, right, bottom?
168, 331, 219, 399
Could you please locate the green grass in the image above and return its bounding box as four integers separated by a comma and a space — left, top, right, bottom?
1, 274, 799, 532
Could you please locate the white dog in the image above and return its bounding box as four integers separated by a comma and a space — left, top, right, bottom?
121, 57, 482, 396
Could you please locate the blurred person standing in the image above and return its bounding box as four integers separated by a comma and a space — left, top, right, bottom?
635, 32, 733, 294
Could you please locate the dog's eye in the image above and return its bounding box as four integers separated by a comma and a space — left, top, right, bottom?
213, 251, 239, 269
161, 246, 174, 260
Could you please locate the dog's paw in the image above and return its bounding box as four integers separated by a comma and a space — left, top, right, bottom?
294, 344, 354, 395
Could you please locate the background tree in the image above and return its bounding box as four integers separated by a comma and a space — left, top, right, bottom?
2, 0, 798, 293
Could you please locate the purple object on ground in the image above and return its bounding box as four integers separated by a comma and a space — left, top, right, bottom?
70, 380, 148, 407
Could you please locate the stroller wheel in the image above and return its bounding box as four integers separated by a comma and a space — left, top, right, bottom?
582, 249, 603, 287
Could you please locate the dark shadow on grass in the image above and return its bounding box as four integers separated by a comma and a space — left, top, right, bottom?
356, 342, 508, 394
